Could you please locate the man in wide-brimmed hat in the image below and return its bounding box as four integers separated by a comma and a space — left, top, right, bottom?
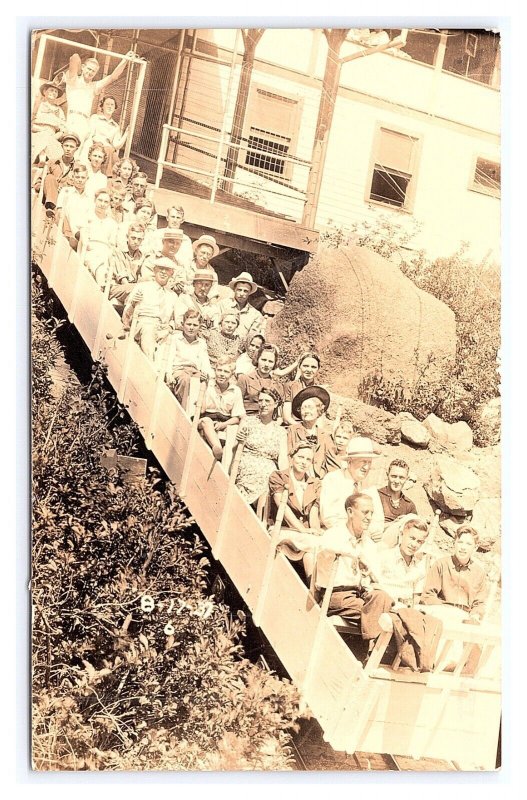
31, 81, 66, 164
218, 271, 263, 341
141, 229, 189, 289
188, 235, 221, 297
319, 436, 385, 537
175, 268, 221, 333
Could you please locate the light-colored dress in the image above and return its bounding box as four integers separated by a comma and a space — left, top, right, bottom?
235, 417, 286, 504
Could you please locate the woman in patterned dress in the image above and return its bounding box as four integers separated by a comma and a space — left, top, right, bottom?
206, 311, 242, 368
234, 387, 288, 505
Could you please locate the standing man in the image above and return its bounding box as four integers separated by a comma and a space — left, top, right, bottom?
42, 132, 80, 217
64, 50, 134, 144
218, 271, 263, 341
319, 437, 384, 539
378, 459, 417, 524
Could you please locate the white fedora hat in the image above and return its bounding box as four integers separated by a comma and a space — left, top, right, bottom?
228, 271, 257, 294
345, 436, 381, 458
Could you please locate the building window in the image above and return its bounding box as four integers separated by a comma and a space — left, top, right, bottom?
245, 128, 291, 176
368, 127, 420, 210
241, 85, 301, 181
470, 156, 501, 197
442, 30, 500, 88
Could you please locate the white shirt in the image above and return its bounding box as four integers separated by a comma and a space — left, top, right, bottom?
319, 470, 384, 539
315, 523, 377, 590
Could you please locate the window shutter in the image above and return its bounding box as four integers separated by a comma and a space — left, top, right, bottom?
377, 129, 415, 173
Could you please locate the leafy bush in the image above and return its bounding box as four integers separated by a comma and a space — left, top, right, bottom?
32, 275, 301, 771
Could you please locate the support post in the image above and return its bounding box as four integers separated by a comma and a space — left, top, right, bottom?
145, 333, 172, 449
125, 58, 147, 159
117, 306, 139, 404
252, 489, 289, 628
212, 440, 245, 560
179, 380, 207, 497
91, 265, 114, 361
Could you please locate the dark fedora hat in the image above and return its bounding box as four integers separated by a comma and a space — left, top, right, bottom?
39, 81, 65, 98
292, 385, 331, 421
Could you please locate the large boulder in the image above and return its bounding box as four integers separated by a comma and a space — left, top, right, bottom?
266, 244, 456, 396
424, 455, 480, 514
447, 421, 473, 451
423, 413, 449, 446
399, 414, 430, 448
470, 498, 501, 552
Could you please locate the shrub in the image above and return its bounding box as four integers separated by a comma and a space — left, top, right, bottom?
32, 274, 301, 771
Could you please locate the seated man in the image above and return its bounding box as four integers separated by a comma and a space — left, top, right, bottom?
122, 257, 180, 361
218, 272, 263, 342
313, 493, 383, 637
56, 162, 92, 249
153, 205, 193, 267
198, 357, 245, 460
140, 229, 190, 289
378, 459, 417, 524
108, 223, 146, 314
421, 525, 488, 623
319, 436, 384, 540
41, 132, 80, 216
175, 269, 221, 334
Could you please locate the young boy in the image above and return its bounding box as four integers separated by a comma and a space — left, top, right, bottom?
199, 357, 245, 460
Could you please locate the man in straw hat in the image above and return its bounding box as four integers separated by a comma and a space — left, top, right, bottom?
175, 268, 221, 334
218, 271, 263, 341
319, 436, 384, 538
122, 256, 180, 361
188, 235, 221, 297
141, 229, 190, 290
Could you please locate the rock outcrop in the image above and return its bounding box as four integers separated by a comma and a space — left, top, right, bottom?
267, 244, 457, 396
424, 455, 481, 514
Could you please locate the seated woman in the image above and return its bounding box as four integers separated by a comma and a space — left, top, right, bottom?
234, 387, 288, 505
282, 352, 322, 425
199, 357, 245, 460
206, 311, 242, 368
85, 142, 109, 199
269, 443, 321, 533
79, 96, 128, 176
80, 188, 119, 285
112, 156, 139, 195
31, 81, 66, 164
314, 420, 355, 479
167, 309, 213, 409
287, 385, 331, 455
235, 333, 265, 377
237, 343, 284, 416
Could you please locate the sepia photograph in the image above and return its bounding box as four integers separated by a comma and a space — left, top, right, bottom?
30, 24, 501, 773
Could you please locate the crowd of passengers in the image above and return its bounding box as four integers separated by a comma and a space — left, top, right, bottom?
32, 56, 494, 670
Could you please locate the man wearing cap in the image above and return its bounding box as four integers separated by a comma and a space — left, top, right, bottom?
319, 436, 385, 539
108, 223, 147, 314
175, 269, 221, 334
41, 132, 80, 216
122, 257, 180, 361
218, 272, 263, 341
140, 229, 190, 290
31, 82, 66, 164
64, 50, 134, 143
